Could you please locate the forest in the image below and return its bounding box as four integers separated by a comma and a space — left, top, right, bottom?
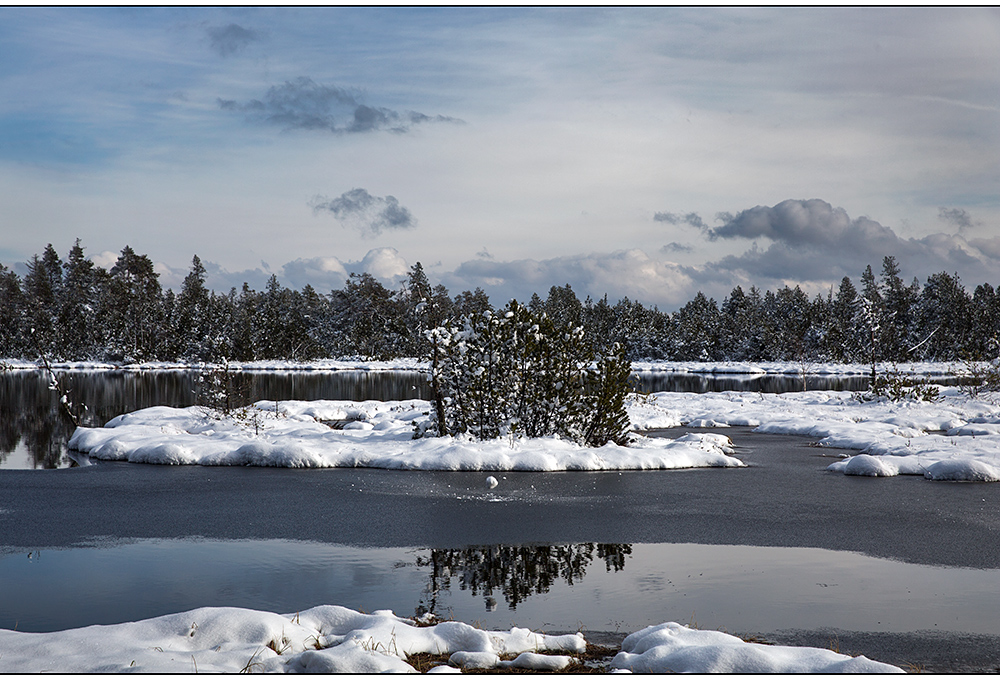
0, 239, 997, 365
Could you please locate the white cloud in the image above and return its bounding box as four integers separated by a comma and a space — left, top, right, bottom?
360, 247, 409, 283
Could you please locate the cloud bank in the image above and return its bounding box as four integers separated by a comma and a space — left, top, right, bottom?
311, 188, 416, 237
218, 77, 460, 134
88, 199, 1000, 313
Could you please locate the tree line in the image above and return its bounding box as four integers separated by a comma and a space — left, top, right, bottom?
1, 240, 997, 365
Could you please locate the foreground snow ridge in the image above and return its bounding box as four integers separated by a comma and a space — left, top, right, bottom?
68, 400, 742, 472
630, 387, 1000, 482
0, 605, 901, 674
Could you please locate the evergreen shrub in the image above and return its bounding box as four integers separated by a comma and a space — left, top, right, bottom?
420, 301, 633, 446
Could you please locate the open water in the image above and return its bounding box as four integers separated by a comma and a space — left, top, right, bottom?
1, 370, 997, 671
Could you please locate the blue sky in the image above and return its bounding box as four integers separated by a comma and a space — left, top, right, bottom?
2, 7, 999, 309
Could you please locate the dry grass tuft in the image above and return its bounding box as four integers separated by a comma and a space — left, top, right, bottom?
405, 652, 452, 673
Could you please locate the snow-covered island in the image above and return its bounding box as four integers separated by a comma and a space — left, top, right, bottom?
0, 603, 903, 673
66, 398, 742, 472
66, 378, 1000, 481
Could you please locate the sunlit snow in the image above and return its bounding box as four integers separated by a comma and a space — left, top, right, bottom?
67, 399, 742, 472
630, 386, 1000, 482
0, 605, 902, 674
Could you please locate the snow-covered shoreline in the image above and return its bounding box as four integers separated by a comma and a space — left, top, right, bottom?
2, 357, 968, 377
0, 603, 902, 673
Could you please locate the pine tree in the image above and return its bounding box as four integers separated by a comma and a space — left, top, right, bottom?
101, 246, 164, 363
0, 264, 27, 358
59, 239, 100, 360
672, 292, 721, 361
879, 256, 917, 361
22, 246, 64, 358
172, 255, 212, 361
916, 271, 971, 360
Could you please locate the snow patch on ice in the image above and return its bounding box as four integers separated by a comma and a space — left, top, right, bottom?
610, 622, 903, 674
629, 387, 1000, 482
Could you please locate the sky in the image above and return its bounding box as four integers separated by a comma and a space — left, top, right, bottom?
1, 6, 999, 311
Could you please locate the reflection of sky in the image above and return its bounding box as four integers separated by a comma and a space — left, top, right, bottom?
2, 538, 997, 636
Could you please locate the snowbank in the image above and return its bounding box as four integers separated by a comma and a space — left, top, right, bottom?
0, 605, 583, 673
632, 360, 956, 377
4, 358, 961, 377
630, 388, 1000, 482
68, 399, 742, 472
0, 605, 901, 674
1, 358, 428, 372
610, 622, 902, 673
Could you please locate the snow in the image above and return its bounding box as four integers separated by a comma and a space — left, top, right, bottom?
19, 356, 992, 480
67, 399, 743, 472
630, 387, 1000, 482
610, 623, 902, 673
1, 358, 428, 372
0, 605, 901, 674
4, 357, 963, 377
632, 360, 958, 377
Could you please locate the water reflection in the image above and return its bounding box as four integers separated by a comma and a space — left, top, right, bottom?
0, 370, 429, 469
415, 544, 632, 615
5, 538, 1000, 637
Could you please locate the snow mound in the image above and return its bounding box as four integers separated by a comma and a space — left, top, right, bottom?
923, 459, 1000, 482
628, 388, 1000, 483
610, 623, 902, 674
68, 400, 743, 472
0, 605, 584, 674
0, 606, 902, 674
841, 454, 899, 477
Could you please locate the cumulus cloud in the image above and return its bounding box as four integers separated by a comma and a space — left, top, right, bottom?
154, 249, 409, 294
688, 198, 1000, 291
218, 77, 460, 134
360, 247, 409, 282
281, 256, 349, 291
311, 188, 416, 237
706, 199, 899, 253
207, 23, 261, 57
444, 249, 698, 308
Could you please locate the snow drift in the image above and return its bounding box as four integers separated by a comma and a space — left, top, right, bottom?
0, 605, 902, 674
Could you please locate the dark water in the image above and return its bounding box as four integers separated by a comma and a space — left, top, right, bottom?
0, 370, 431, 469
2, 362, 1000, 672
3, 427, 1000, 671
636, 372, 873, 393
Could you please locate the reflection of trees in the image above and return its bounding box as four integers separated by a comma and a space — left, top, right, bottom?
0, 371, 75, 468
415, 543, 632, 616
1, 369, 432, 468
